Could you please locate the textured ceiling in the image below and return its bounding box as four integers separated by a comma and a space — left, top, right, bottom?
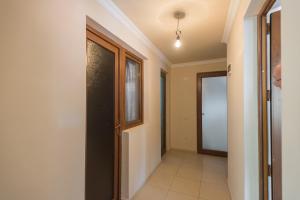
112, 0, 230, 64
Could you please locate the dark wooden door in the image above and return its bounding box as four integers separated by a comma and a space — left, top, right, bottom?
270, 11, 282, 200
161, 71, 167, 157
86, 29, 120, 200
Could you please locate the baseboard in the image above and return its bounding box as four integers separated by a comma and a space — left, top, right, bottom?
169, 148, 197, 153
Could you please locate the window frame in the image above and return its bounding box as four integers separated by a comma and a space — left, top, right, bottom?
121, 51, 144, 130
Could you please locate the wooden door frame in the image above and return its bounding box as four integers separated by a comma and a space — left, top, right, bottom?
257, 1, 282, 199
269, 11, 282, 200
122, 52, 144, 130
86, 25, 122, 200
160, 70, 167, 157
196, 71, 228, 157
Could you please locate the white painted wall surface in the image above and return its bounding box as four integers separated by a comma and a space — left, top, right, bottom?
243, 16, 259, 200
0, 0, 169, 199
226, 1, 249, 199
281, 0, 300, 199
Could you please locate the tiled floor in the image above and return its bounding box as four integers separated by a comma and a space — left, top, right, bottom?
133, 150, 231, 200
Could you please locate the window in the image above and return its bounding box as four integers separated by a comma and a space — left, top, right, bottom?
123, 53, 143, 129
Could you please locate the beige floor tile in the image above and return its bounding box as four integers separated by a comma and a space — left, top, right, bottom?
166, 191, 198, 200
202, 161, 227, 176
182, 159, 203, 170
162, 155, 184, 166
199, 181, 231, 200
133, 184, 168, 200
183, 152, 202, 161
133, 151, 230, 200
177, 166, 202, 181
183, 154, 203, 168
147, 171, 175, 189
202, 156, 227, 169
156, 162, 180, 176
170, 177, 200, 197
168, 150, 189, 159
202, 171, 227, 183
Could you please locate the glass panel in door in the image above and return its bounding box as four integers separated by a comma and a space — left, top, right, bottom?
86, 38, 115, 200
202, 76, 227, 152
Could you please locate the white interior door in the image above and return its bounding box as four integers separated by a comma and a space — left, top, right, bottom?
202, 76, 227, 152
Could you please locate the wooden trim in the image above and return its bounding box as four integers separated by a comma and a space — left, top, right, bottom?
196, 71, 228, 157
161, 68, 168, 75
120, 49, 126, 131
86, 30, 119, 56
87, 24, 122, 49
257, 1, 276, 200
86, 17, 147, 61
87, 23, 145, 131
197, 71, 227, 78
161, 69, 167, 78
270, 11, 282, 200
113, 37, 121, 200
199, 149, 228, 157
122, 52, 144, 130
86, 26, 121, 200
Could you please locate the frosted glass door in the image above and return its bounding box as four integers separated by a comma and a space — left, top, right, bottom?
202, 76, 227, 152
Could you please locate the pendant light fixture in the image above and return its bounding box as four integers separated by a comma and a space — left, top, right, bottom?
174, 11, 185, 48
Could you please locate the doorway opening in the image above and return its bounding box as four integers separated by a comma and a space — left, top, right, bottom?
258, 0, 282, 199
197, 71, 228, 157
160, 70, 167, 157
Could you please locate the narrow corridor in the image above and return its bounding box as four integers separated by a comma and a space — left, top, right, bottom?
133, 150, 231, 200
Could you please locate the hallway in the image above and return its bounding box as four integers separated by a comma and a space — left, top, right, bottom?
2, 0, 300, 200
133, 150, 230, 200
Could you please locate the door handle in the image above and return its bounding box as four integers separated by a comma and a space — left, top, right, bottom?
115, 124, 122, 137
202, 113, 205, 116
115, 123, 121, 129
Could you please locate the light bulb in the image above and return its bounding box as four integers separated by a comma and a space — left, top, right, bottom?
175, 38, 181, 48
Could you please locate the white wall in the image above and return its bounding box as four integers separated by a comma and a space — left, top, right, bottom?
226, 1, 249, 199
0, 0, 169, 199
243, 16, 259, 200
281, 0, 300, 199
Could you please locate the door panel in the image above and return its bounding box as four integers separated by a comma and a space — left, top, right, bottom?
270, 11, 282, 200
86, 30, 119, 200
202, 77, 227, 152
161, 71, 167, 157
197, 71, 228, 157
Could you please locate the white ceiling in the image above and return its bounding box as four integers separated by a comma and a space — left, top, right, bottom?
112, 0, 230, 64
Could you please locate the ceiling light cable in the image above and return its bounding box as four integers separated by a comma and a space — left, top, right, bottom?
174, 11, 184, 48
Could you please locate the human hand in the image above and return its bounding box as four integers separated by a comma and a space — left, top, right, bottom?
273, 64, 281, 88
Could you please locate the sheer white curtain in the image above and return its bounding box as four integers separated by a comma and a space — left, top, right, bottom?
125, 59, 140, 122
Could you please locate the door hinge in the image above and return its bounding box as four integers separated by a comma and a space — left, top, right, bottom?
267, 90, 271, 101
267, 23, 271, 35
268, 165, 272, 177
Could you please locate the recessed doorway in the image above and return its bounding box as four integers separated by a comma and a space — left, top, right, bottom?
161, 70, 167, 157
